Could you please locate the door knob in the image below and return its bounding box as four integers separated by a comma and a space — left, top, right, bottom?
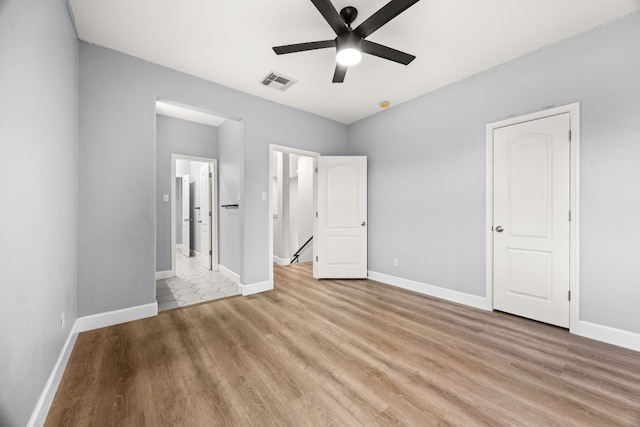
184, 218, 192, 222
495, 225, 504, 233
361, 221, 366, 226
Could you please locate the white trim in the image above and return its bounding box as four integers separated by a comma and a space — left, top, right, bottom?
240, 280, 272, 296
75, 302, 158, 333
218, 264, 240, 283
155, 270, 173, 280
27, 322, 79, 427
273, 256, 290, 266
485, 103, 580, 332
368, 271, 492, 311
268, 144, 320, 292
577, 321, 640, 353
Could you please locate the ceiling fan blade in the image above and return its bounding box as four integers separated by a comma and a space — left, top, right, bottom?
311, 0, 348, 36
273, 40, 336, 55
332, 64, 347, 83
354, 0, 420, 38
361, 40, 415, 65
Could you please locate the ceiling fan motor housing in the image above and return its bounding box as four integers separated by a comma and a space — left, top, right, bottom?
337, 31, 363, 51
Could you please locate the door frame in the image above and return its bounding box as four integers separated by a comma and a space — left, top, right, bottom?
199, 163, 213, 270
268, 144, 319, 289
485, 103, 580, 333
171, 153, 219, 278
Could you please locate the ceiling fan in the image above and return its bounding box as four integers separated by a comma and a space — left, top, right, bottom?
272, 0, 421, 83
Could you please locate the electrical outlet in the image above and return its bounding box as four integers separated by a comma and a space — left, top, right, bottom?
61, 310, 65, 328
392, 258, 398, 267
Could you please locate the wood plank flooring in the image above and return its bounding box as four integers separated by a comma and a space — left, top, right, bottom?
46, 263, 640, 426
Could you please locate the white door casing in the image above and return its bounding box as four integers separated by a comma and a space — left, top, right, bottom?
200, 164, 212, 269
493, 113, 571, 328
315, 156, 368, 279
182, 174, 191, 258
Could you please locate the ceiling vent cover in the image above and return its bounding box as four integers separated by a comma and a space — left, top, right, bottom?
261, 72, 297, 91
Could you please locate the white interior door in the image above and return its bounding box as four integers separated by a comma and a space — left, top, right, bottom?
200, 164, 211, 269
493, 113, 571, 327
315, 156, 367, 279
182, 175, 191, 258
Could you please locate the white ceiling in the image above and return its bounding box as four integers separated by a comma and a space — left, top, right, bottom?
68, 0, 640, 124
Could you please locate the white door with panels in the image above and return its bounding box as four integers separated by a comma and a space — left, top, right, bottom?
315, 156, 367, 279
182, 175, 191, 258
200, 165, 212, 269
493, 113, 571, 328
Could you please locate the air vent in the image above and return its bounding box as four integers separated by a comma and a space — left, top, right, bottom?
260, 72, 297, 91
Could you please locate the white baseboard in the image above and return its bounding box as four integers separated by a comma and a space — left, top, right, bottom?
75, 302, 158, 333
577, 321, 640, 352
218, 264, 240, 283
27, 321, 79, 427
369, 272, 640, 353
240, 280, 272, 296
155, 270, 173, 280
368, 271, 492, 311
273, 256, 290, 266
28, 302, 159, 424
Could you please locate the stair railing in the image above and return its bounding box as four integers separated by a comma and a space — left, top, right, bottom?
290, 236, 313, 264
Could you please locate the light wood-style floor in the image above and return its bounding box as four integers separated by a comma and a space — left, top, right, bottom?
47, 263, 640, 426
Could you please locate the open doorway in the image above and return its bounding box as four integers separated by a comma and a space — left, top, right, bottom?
155, 99, 242, 311
157, 155, 238, 311
269, 144, 319, 288
174, 156, 218, 271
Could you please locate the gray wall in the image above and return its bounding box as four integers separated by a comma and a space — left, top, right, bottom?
156, 115, 217, 271
0, 0, 78, 425
218, 120, 243, 275
78, 42, 348, 315
348, 12, 640, 334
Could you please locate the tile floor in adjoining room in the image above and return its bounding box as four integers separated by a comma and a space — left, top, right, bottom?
156, 249, 240, 312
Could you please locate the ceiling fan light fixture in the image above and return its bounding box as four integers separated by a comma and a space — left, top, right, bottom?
335, 32, 362, 66
336, 47, 362, 66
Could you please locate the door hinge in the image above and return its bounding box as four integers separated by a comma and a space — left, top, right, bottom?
316, 211, 318, 218
209, 250, 212, 255
568, 290, 571, 301
568, 210, 571, 221
568, 130, 572, 142
209, 172, 212, 178
315, 167, 318, 173
316, 256, 318, 261
209, 211, 212, 217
